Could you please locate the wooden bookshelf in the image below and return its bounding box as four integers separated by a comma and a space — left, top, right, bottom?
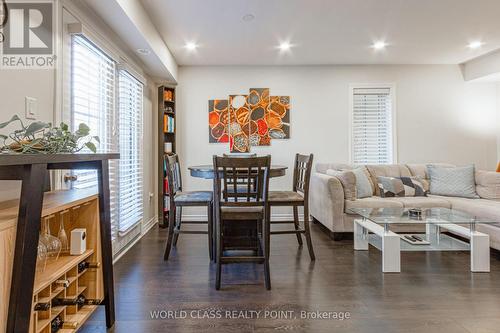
158, 85, 176, 228
0, 189, 103, 333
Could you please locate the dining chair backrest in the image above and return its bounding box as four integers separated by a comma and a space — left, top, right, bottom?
213, 155, 271, 206
293, 154, 314, 199
165, 153, 182, 197
222, 153, 257, 158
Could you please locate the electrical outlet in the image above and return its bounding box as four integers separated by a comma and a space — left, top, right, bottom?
25, 96, 37, 120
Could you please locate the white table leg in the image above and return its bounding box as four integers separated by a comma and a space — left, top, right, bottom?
382, 232, 401, 273
354, 220, 368, 250
471, 231, 490, 272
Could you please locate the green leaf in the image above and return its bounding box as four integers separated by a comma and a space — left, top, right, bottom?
92, 136, 100, 144
77, 123, 90, 136
24, 121, 49, 136
60, 122, 69, 131
0, 115, 21, 129
85, 141, 97, 153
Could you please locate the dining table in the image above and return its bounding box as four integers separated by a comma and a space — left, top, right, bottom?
188, 164, 288, 179
188, 164, 288, 261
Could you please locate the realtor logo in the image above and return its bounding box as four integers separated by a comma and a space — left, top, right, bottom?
0, 1, 56, 69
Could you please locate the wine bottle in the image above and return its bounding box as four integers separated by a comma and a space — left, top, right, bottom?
74, 295, 102, 308
51, 315, 63, 333
34, 302, 50, 311
54, 279, 70, 288
62, 321, 78, 329
52, 297, 79, 307
78, 261, 100, 273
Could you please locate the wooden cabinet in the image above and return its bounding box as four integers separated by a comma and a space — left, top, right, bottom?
0, 189, 103, 333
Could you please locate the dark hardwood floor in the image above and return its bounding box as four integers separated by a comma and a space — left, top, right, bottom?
81, 221, 500, 333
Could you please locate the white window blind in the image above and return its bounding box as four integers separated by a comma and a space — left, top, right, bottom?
118, 70, 143, 234
70, 34, 119, 240
351, 87, 394, 165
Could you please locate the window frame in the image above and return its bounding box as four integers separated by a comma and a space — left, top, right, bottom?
348, 83, 398, 165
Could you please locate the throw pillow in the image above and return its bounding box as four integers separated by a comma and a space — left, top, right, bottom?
427, 164, 479, 198
351, 167, 373, 199
326, 169, 357, 201
377, 176, 427, 198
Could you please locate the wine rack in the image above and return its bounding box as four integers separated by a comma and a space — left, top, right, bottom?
0, 189, 103, 333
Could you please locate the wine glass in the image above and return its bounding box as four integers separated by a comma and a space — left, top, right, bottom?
36, 239, 48, 273
58, 211, 69, 254
42, 216, 62, 261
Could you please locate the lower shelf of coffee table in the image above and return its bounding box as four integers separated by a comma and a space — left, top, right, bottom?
368, 233, 470, 252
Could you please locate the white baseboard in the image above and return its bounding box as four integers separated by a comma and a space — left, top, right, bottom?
113, 216, 158, 264
181, 213, 304, 222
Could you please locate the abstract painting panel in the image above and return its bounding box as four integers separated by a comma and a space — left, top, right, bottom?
228, 95, 250, 153
208, 99, 229, 143
268, 96, 290, 139
248, 88, 271, 146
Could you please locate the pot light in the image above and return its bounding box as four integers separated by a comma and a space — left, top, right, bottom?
468, 41, 483, 49
372, 41, 387, 50
136, 48, 151, 55
278, 41, 292, 51
242, 14, 255, 22
184, 42, 198, 51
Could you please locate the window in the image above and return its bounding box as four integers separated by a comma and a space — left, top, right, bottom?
118, 71, 143, 233
70, 34, 144, 241
350, 86, 395, 164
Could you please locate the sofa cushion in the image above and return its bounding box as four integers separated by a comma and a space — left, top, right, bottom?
315, 163, 353, 174
345, 196, 403, 211
432, 195, 500, 221
427, 164, 479, 198
366, 165, 412, 196
377, 176, 427, 197
406, 163, 456, 192
326, 169, 356, 200
351, 167, 374, 199
388, 196, 451, 209
475, 170, 500, 200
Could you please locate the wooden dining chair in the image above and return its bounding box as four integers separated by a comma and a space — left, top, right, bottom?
213, 155, 272, 290
163, 154, 214, 261
268, 153, 315, 260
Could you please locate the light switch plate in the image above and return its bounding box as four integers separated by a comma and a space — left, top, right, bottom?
25, 96, 37, 120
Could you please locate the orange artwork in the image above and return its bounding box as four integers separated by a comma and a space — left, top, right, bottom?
208, 88, 290, 152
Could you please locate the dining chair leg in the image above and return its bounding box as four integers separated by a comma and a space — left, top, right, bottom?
293, 206, 303, 246
264, 210, 271, 290
303, 206, 316, 261
173, 206, 182, 246
207, 203, 214, 262
215, 218, 222, 290
163, 206, 176, 261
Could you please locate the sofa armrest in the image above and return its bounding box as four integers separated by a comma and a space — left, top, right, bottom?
309, 172, 345, 232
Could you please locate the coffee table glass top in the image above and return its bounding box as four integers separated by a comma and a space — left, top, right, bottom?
347, 207, 499, 225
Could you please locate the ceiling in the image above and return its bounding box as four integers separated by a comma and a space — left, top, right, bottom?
139, 0, 500, 66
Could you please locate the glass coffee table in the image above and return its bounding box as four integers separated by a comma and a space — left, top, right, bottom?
347, 207, 496, 273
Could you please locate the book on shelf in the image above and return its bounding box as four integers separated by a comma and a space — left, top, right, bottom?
163, 114, 175, 133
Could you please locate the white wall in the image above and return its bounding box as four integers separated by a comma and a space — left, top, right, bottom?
0, 70, 55, 201
177, 65, 498, 218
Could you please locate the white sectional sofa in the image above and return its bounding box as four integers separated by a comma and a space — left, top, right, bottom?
309, 163, 500, 250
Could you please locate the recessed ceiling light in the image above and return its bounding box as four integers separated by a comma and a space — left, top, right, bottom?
278, 41, 293, 51
184, 42, 198, 51
372, 41, 387, 50
136, 48, 151, 55
468, 41, 483, 49
242, 14, 255, 22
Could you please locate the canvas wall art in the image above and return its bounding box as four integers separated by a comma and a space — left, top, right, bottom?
208, 88, 290, 152
208, 99, 229, 143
